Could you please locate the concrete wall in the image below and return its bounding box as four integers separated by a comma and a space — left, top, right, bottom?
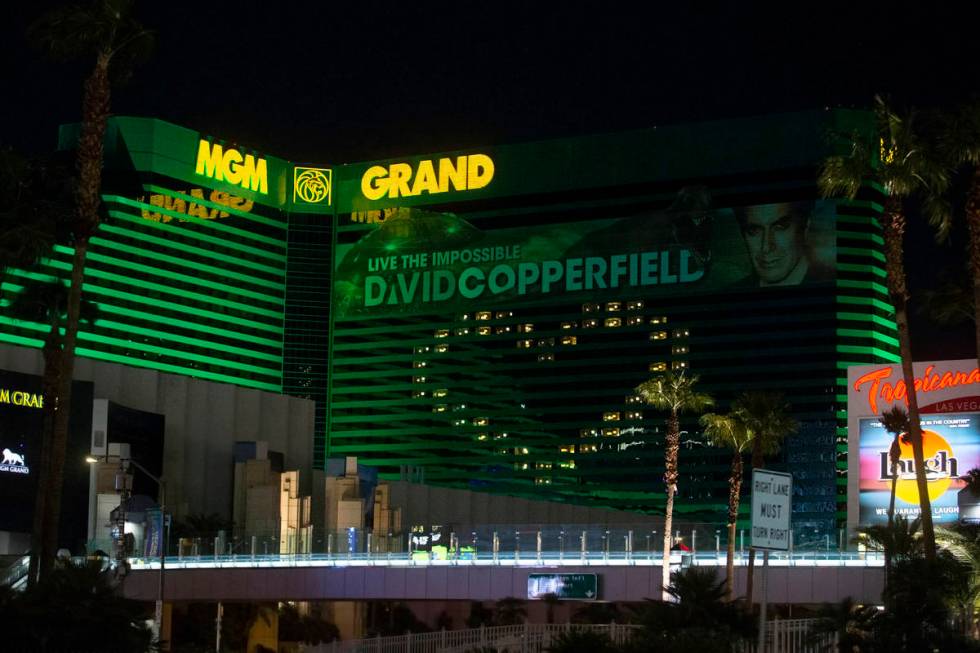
385, 481, 664, 528
0, 344, 314, 521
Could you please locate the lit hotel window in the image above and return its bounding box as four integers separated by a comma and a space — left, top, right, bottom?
537, 353, 554, 362
606, 301, 621, 312
518, 323, 534, 333
673, 329, 690, 338
672, 361, 689, 370
413, 361, 427, 368
559, 445, 575, 453
602, 412, 620, 422
459, 313, 471, 321
477, 326, 492, 336
602, 428, 620, 437
604, 317, 622, 328
415, 346, 431, 354
672, 345, 689, 355
520, 447, 529, 455
583, 319, 598, 328
561, 336, 578, 345
473, 417, 489, 426
496, 311, 513, 319
413, 391, 428, 398
517, 339, 533, 349
649, 362, 667, 372
627, 300, 644, 310
627, 316, 644, 326
413, 376, 427, 383
559, 460, 576, 469
650, 316, 667, 325
534, 478, 552, 485
650, 331, 667, 340
433, 388, 448, 398
476, 433, 488, 441
455, 327, 470, 336
625, 394, 643, 405
582, 302, 599, 313
518, 462, 529, 470
455, 419, 468, 427
536, 462, 553, 470
435, 344, 449, 353
626, 411, 643, 420
495, 325, 512, 334
536, 337, 554, 347
581, 444, 598, 453
580, 428, 598, 438
434, 329, 449, 338
561, 321, 577, 330
494, 432, 509, 440
432, 404, 447, 412
476, 311, 491, 321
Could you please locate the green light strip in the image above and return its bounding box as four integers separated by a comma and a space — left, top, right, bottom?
836, 312, 898, 330
3, 272, 283, 335
837, 247, 886, 263
0, 332, 45, 349
78, 331, 280, 377
836, 328, 899, 347
837, 263, 886, 279
89, 318, 281, 362
837, 279, 890, 297
142, 185, 288, 230
836, 294, 895, 313
75, 347, 281, 392
0, 313, 280, 369
91, 302, 282, 348
837, 230, 884, 246
108, 194, 287, 247
105, 210, 286, 265
835, 347, 901, 362
36, 255, 284, 320
87, 236, 284, 291
72, 248, 283, 306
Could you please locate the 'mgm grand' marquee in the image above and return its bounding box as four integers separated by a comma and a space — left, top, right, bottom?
0, 110, 898, 532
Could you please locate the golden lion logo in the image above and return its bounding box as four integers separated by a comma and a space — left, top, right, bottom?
294, 167, 332, 205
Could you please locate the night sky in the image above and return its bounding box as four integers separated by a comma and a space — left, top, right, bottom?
2, 1, 976, 358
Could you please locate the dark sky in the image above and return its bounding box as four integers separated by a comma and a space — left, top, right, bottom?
2, 1, 976, 358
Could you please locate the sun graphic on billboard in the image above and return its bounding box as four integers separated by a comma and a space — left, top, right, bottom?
293, 167, 332, 205
891, 428, 958, 504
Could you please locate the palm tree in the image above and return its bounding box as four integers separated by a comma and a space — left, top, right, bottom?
879, 405, 910, 587
700, 411, 753, 601
731, 391, 797, 606
493, 596, 527, 626
807, 597, 877, 653
635, 370, 714, 601
819, 95, 949, 561
26, 0, 153, 584
929, 100, 980, 368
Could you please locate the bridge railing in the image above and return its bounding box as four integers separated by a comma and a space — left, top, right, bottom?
302, 619, 833, 653
118, 521, 865, 568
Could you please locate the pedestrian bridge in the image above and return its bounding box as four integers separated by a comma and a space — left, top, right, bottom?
121, 551, 884, 604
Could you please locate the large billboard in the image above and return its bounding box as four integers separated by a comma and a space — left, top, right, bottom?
333, 200, 837, 319
847, 359, 980, 529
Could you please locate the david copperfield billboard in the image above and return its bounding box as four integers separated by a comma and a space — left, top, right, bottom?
847, 359, 980, 529
332, 200, 836, 319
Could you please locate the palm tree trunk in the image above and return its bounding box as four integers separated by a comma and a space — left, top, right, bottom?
745, 439, 764, 606
881, 198, 936, 560
966, 167, 980, 370
27, 325, 64, 586
662, 410, 680, 601
886, 448, 899, 588
36, 54, 110, 578
725, 451, 743, 601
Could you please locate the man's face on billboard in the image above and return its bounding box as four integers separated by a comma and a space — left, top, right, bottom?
740, 204, 808, 285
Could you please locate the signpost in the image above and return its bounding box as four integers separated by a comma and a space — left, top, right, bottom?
751, 469, 792, 653
527, 573, 598, 600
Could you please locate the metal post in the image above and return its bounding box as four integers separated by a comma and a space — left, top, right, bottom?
559, 530, 565, 561
214, 537, 220, 560
627, 530, 633, 561
740, 529, 744, 557
367, 533, 373, 559
215, 601, 223, 653
536, 531, 542, 562
604, 530, 609, 559
691, 530, 697, 555
251, 535, 257, 558
757, 550, 769, 653
157, 479, 167, 651
650, 531, 655, 560
715, 530, 720, 557
493, 531, 499, 563
328, 532, 334, 557
515, 529, 520, 562
580, 531, 587, 561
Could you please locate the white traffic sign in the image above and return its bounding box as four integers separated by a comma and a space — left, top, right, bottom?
751, 469, 792, 551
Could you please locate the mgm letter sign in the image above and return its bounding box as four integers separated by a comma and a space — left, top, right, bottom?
751, 469, 792, 550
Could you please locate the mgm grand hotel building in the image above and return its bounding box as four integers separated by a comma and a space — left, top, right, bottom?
1, 110, 898, 534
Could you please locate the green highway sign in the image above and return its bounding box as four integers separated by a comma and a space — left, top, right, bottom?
527, 573, 599, 601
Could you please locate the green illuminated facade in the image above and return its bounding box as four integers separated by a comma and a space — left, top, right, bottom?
0, 110, 896, 531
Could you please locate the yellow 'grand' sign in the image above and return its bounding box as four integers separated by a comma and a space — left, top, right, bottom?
361, 154, 494, 201
0, 388, 43, 409
195, 140, 268, 194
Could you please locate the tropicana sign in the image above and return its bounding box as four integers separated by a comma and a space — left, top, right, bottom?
851, 363, 980, 414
